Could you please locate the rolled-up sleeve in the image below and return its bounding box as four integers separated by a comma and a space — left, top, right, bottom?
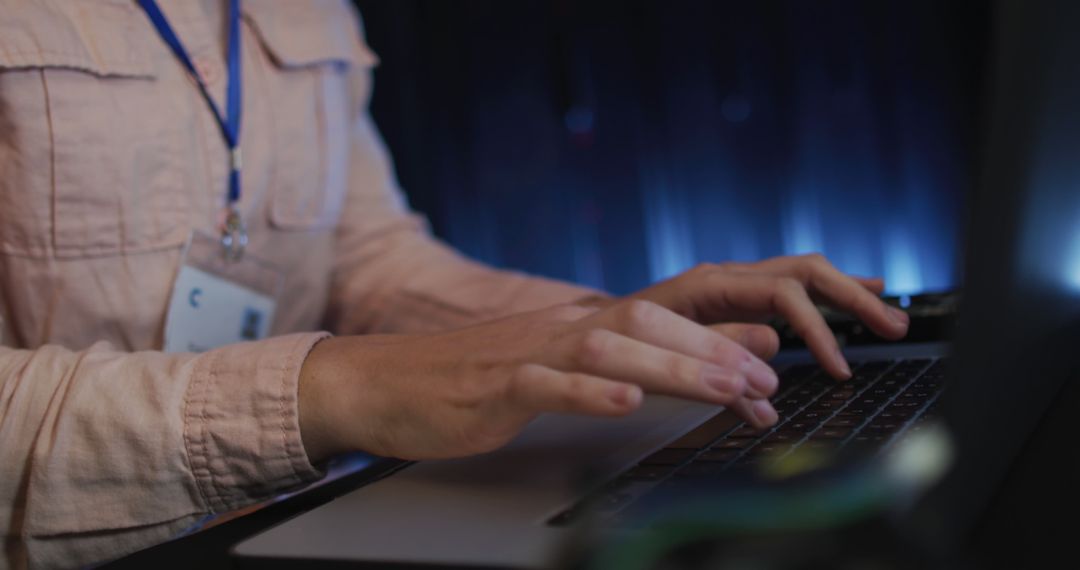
0, 332, 328, 567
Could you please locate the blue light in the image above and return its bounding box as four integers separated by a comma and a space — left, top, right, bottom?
1067, 228, 1080, 293
883, 225, 924, 295
641, 172, 696, 282
782, 188, 824, 256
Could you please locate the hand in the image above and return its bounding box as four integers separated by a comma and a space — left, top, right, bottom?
627, 254, 910, 379
298, 299, 781, 463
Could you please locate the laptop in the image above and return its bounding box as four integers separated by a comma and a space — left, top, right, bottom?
232, 1, 1080, 566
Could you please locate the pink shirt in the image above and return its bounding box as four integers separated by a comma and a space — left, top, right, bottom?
0, 1, 594, 567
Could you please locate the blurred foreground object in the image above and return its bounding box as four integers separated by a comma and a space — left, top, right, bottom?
564, 426, 953, 570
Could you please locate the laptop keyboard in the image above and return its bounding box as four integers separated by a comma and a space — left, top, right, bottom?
548, 357, 947, 526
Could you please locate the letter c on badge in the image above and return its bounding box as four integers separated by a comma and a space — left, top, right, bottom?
189, 287, 203, 308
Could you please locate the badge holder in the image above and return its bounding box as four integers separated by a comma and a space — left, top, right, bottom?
163, 230, 284, 353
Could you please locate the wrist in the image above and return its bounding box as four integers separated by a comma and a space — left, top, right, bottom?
298, 336, 353, 464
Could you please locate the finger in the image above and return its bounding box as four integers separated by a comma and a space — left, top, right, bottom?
539, 303, 601, 322
577, 300, 779, 398
742, 255, 908, 340
693, 273, 851, 379
552, 328, 762, 417
801, 263, 907, 339
709, 323, 781, 361
853, 276, 885, 295
727, 396, 779, 430
770, 278, 852, 379
508, 364, 643, 417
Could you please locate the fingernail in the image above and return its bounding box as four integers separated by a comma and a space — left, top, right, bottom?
835, 348, 852, 379
751, 399, 779, 427
888, 307, 910, 327
611, 385, 643, 408
703, 365, 746, 395
740, 357, 779, 396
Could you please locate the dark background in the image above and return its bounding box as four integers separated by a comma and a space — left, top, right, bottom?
352, 0, 989, 297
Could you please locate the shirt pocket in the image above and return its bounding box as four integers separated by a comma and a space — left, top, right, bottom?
244, 1, 378, 231
0, 0, 190, 259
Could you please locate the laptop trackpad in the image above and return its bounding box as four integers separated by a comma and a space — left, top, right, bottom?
233, 396, 719, 567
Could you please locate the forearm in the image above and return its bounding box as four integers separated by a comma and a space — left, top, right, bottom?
328, 227, 604, 334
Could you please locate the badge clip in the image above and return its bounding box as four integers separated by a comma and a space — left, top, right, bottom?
221, 206, 248, 262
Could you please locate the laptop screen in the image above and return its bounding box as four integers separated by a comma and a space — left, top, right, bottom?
916, 0, 1080, 548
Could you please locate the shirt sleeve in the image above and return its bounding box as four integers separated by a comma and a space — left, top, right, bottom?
0, 332, 328, 567
326, 66, 603, 335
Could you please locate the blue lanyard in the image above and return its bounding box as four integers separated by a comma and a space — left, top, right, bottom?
139, 0, 247, 258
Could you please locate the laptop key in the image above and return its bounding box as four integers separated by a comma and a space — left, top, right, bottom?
774, 405, 801, 417
823, 417, 860, 429
919, 382, 945, 392
732, 455, 763, 467
810, 400, 843, 411
764, 431, 801, 443
811, 427, 852, 439
879, 379, 906, 391
828, 388, 858, 400
696, 449, 740, 463
712, 438, 753, 451
868, 387, 899, 398
793, 411, 828, 423
775, 396, 806, 408
888, 400, 923, 412
863, 422, 902, 435
875, 410, 912, 422
794, 387, 818, 398
729, 426, 764, 438
750, 443, 795, 456
848, 372, 879, 385
802, 440, 842, 452
784, 421, 817, 433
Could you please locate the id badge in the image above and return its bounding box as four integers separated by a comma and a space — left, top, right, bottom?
163, 231, 283, 353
